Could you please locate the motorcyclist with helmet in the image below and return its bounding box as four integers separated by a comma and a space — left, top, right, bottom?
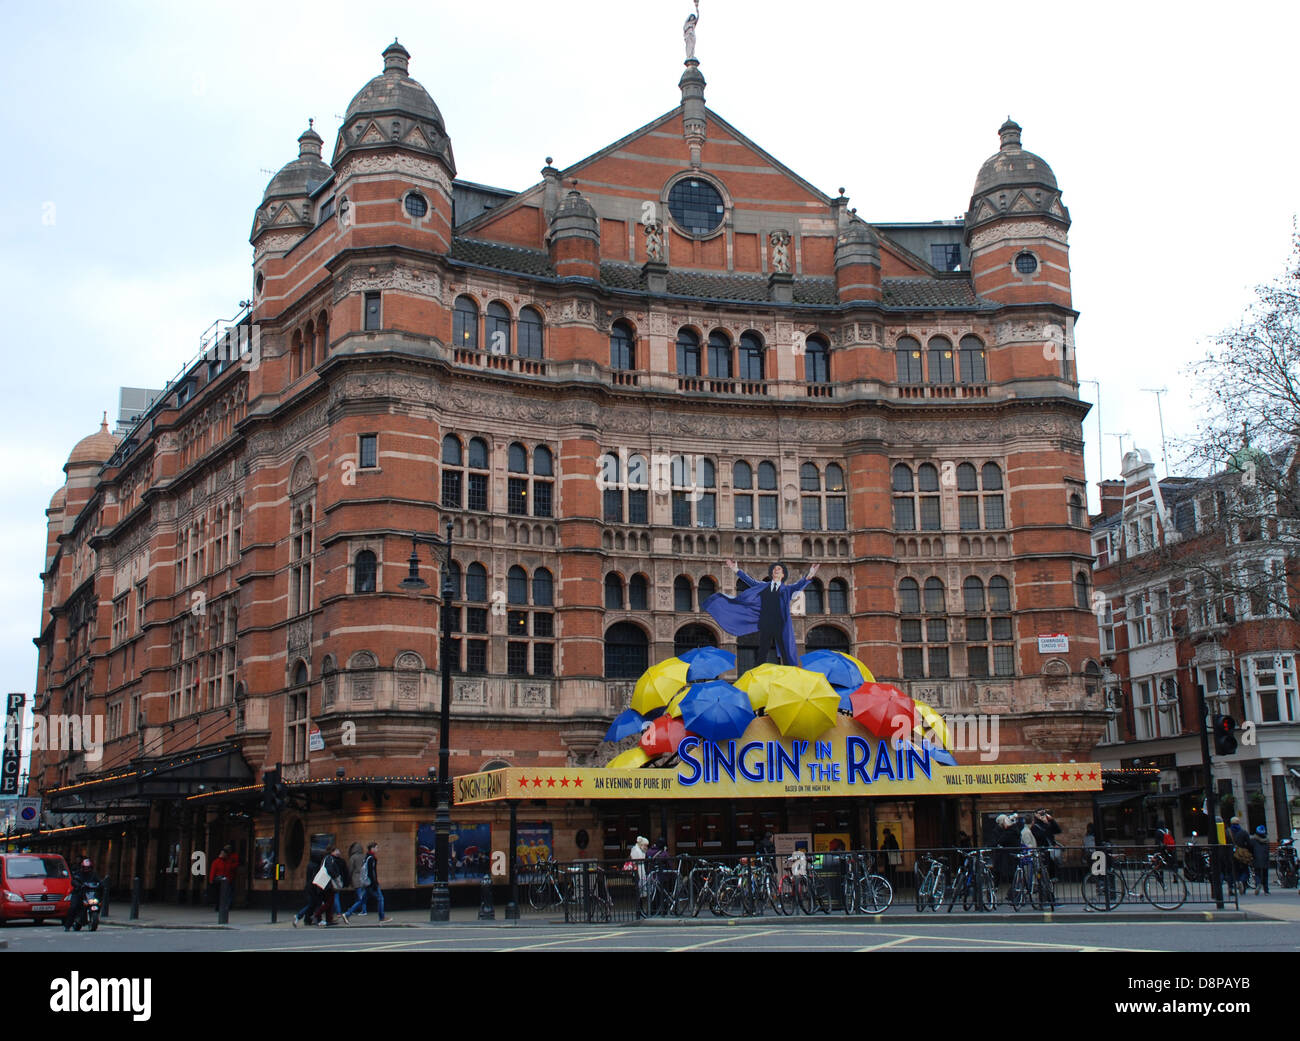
63, 856, 98, 931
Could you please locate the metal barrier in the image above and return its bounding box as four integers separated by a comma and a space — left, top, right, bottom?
512, 845, 1238, 922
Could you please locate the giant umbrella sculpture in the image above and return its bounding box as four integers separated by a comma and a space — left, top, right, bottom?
678, 681, 755, 742
679, 646, 737, 683
630, 658, 690, 719
799, 650, 874, 712
760, 668, 842, 742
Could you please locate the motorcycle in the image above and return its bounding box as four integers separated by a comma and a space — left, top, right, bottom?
70, 878, 102, 932
1277, 838, 1299, 889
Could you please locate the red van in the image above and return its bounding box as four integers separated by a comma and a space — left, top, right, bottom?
0, 853, 73, 924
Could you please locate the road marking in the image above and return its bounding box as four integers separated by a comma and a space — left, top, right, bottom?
855, 936, 914, 952
505, 929, 633, 951
670, 928, 783, 951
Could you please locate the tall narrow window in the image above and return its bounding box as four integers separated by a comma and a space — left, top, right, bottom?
467, 437, 490, 512
610, 320, 636, 370
896, 336, 923, 383
677, 328, 701, 377
674, 576, 693, 613
629, 573, 649, 610
454, 295, 479, 350
707, 330, 732, 378
734, 460, 754, 530
739, 332, 764, 381
958, 335, 986, 384
805, 337, 830, 384
359, 434, 378, 469
363, 292, 381, 331
927, 336, 954, 384
758, 461, 779, 530
517, 306, 544, 358
442, 435, 463, 508
486, 301, 512, 355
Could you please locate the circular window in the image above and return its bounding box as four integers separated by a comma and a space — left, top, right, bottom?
668, 178, 725, 236
404, 192, 428, 218
254, 272, 264, 296
1014, 251, 1038, 274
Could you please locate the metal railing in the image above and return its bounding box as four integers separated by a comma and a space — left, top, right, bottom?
509, 845, 1238, 922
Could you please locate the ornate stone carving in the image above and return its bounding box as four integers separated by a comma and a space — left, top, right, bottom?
333, 265, 442, 304
518, 683, 550, 708
769, 230, 791, 274
968, 220, 1066, 250
349, 650, 378, 669
395, 651, 423, 670
254, 232, 303, 256
398, 677, 419, 700
643, 220, 664, 262
454, 680, 486, 705
287, 619, 312, 653
335, 153, 453, 196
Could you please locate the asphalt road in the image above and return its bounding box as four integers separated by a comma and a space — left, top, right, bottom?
2, 918, 1297, 952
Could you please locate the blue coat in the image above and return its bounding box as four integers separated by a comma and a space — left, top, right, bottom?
703, 569, 810, 667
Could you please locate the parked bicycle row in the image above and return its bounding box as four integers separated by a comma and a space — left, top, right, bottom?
512, 844, 1242, 921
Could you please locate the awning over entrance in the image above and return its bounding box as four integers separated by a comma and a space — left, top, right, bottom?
44, 743, 254, 814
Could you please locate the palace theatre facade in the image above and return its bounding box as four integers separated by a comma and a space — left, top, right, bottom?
28, 40, 1104, 898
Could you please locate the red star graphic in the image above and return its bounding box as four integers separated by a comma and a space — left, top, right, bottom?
573, 777, 584, 788
559, 776, 570, 787
1061, 775, 1072, 785
519, 775, 529, 788
1088, 770, 1098, 780
1046, 772, 1056, 781
532, 776, 543, 787
546, 776, 557, 787
1034, 772, 1043, 782
1074, 771, 1084, 781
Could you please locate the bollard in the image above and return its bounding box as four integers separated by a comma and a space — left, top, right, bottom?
478, 874, 495, 920
217, 877, 232, 924
505, 896, 519, 922
130, 876, 141, 920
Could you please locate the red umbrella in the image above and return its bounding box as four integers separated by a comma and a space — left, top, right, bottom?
640, 715, 688, 757
850, 682, 916, 741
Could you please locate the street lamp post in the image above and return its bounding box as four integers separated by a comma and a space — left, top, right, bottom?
401, 519, 456, 923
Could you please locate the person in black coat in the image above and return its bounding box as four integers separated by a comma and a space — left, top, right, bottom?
1249, 826, 1271, 894
1030, 809, 1062, 877
992, 815, 1020, 887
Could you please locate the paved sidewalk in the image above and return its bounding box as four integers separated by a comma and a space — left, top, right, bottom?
100, 904, 513, 930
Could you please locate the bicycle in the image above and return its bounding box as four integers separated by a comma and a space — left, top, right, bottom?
947, 848, 997, 912
777, 852, 830, 915
844, 852, 893, 914
527, 859, 569, 911
1084, 849, 1187, 911
913, 854, 947, 912
1008, 848, 1055, 911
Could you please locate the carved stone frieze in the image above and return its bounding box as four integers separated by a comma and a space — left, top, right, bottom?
335, 153, 453, 196
333, 264, 442, 304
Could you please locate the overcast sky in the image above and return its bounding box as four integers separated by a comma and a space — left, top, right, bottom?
1, 0, 1297, 710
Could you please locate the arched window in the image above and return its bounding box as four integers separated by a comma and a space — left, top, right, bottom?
1084, 660, 1102, 698
518, 306, 544, 359
698, 576, 717, 603
453, 296, 479, 350
1069, 493, 1086, 527
518, 568, 545, 608
963, 576, 985, 613
806, 336, 830, 383
988, 575, 1011, 611
828, 578, 849, 614
896, 336, 923, 383
442, 435, 464, 508
898, 578, 921, 614
610, 320, 635, 370
674, 623, 717, 658
892, 464, 914, 492
293, 661, 308, 687
354, 550, 377, 593
534, 445, 553, 477
918, 464, 939, 492
805, 579, 825, 614
464, 438, 489, 511
507, 565, 528, 605
739, 331, 764, 381
605, 573, 625, 609
971, 576, 1014, 677
707, 330, 732, 378
1075, 571, 1091, 610
486, 301, 511, 355
806, 625, 850, 653
924, 578, 946, 614
927, 336, 955, 384
466, 563, 488, 603
674, 575, 694, 613
605, 622, 649, 678
981, 463, 1003, 490
629, 573, 649, 610
800, 463, 820, 492
758, 461, 778, 490
959, 335, 986, 384
508, 443, 528, 473
895, 463, 938, 531
981, 464, 1005, 528
676, 328, 701, 377
826, 464, 845, 492
734, 461, 753, 488
957, 463, 978, 491
444, 560, 462, 600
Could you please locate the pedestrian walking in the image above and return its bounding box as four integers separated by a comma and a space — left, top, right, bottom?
209, 843, 239, 910
343, 842, 388, 923
1228, 817, 1252, 892
1249, 826, 1271, 894
347, 842, 367, 916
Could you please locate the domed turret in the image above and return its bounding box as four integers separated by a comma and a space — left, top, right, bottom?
964, 119, 1071, 311
66, 415, 120, 472
251, 123, 333, 245
548, 187, 600, 281
332, 40, 455, 175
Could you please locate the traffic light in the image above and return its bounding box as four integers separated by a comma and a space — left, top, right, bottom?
1213, 715, 1238, 756
261, 767, 282, 812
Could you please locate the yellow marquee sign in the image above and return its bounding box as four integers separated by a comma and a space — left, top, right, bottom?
455, 734, 1101, 805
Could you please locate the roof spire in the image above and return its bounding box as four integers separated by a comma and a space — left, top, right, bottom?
679, 4, 707, 168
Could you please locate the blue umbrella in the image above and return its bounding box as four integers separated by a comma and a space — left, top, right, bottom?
680, 645, 737, 682
799, 650, 866, 712
604, 708, 648, 742
679, 680, 754, 741
891, 733, 959, 768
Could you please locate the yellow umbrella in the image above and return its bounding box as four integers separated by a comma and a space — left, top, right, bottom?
760, 667, 841, 742
912, 697, 953, 752
734, 662, 787, 711
607, 746, 651, 769
630, 658, 689, 718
